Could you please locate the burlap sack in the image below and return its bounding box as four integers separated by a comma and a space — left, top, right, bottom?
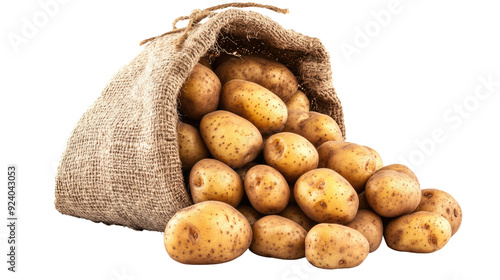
55, 3, 345, 232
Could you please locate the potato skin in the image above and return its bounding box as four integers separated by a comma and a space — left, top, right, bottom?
263, 132, 319, 182
357, 192, 371, 210
250, 215, 307, 259
365, 164, 421, 217
244, 165, 290, 214
415, 189, 462, 236
220, 79, 288, 135
179, 63, 221, 120
189, 159, 244, 207
378, 164, 418, 179
294, 168, 359, 224
177, 122, 210, 170
215, 55, 298, 101
284, 110, 343, 147
282, 110, 309, 132
317, 141, 376, 193
200, 110, 263, 169
164, 201, 252, 264
285, 90, 310, 112
364, 146, 383, 171
306, 224, 369, 269
279, 204, 317, 231
237, 204, 263, 226
384, 211, 452, 253
346, 209, 384, 252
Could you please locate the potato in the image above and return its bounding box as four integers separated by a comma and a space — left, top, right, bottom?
179, 63, 221, 120
235, 162, 258, 180
294, 168, 358, 224
364, 146, 383, 171
378, 164, 418, 179
237, 204, 263, 226
415, 189, 462, 236
346, 209, 383, 252
283, 110, 309, 132
284, 110, 343, 147
263, 132, 319, 182
220, 79, 288, 135
285, 90, 310, 112
177, 122, 210, 170
384, 211, 452, 253
200, 110, 263, 169
317, 141, 376, 193
306, 224, 369, 269
198, 56, 211, 69
215, 55, 298, 101
244, 165, 290, 214
279, 204, 317, 231
357, 192, 371, 210
189, 159, 244, 207
365, 164, 421, 217
234, 162, 258, 205
164, 201, 252, 264
250, 215, 307, 259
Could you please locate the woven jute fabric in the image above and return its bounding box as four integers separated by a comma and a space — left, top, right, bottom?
55, 7, 345, 232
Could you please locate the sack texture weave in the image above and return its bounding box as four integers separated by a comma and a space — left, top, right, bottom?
55, 6, 345, 232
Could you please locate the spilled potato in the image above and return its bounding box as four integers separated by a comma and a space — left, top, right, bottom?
164, 201, 252, 264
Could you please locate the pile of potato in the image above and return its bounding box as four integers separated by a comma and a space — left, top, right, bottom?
164, 55, 463, 269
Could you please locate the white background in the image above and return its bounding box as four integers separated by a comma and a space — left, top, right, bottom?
1, 0, 499, 279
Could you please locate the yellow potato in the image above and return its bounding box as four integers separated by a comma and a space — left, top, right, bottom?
177, 122, 210, 170
317, 141, 377, 193
364, 146, 383, 171
285, 90, 310, 112
365, 164, 421, 217
263, 132, 319, 182
250, 215, 307, 259
220, 79, 288, 135
384, 211, 452, 253
415, 189, 462, 236
346, 209, 383, 252
306, 224, 369, 269
284, 110, 343, 147
282, 110, 309, 132
378, 164, 418, 179
294, 168, 358, 224
215, 55, 298, 101
279, 204, 317, 231
244, 165, 290, 214
237, 204, 263, 226
200, 110, 263, 169
189, 159, 244, 207
357, 192, 371, 210
164, 201, 252, 264
179, 63, 221, 120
